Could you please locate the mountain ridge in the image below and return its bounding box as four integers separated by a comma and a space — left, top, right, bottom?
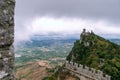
66, 29, 120, 80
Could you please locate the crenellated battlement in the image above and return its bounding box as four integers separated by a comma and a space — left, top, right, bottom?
65, 61, 111, 80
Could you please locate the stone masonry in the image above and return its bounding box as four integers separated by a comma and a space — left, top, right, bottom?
65, 61, 111, 80
0, 0, 15, 80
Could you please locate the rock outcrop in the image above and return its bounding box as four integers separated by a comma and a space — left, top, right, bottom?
67, 29, 120, 80
0, 0, 15, 80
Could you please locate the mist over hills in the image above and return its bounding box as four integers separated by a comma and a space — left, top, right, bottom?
14, 34, 79, 48
15, 33, 120, 48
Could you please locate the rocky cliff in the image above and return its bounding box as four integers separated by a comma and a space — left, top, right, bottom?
67, 29, 120, 80
0, 0, 15, 80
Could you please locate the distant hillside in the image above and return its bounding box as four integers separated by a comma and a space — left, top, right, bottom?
67, 29, 120, 80
15, 36, 76, 80
15, 61, 56, 80
110, 39, 120, 45
15, 35, 77, 48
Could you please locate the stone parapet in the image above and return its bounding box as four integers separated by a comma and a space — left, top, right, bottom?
65, 61, 111, 80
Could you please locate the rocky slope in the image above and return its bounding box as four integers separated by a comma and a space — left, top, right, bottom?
15, 60, 56, 80
67, 29, 120, 80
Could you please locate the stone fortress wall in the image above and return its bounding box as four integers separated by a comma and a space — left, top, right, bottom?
65, 61, 111, 80
0, 0, 15, 80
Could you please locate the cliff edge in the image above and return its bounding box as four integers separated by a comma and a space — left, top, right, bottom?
66, 29, 120, 80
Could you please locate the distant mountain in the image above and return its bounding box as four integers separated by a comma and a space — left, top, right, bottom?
67, 29, 120, 80
110, 39, 120, 45
15, 33, 120, 48
15, 34, 78, 48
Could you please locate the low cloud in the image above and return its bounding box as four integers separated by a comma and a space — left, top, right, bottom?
15, 17, 120, 43
15, 0, 120, 43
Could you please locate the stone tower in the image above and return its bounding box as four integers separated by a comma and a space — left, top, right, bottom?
80, 29, 86, 43
0, 0, 15, 80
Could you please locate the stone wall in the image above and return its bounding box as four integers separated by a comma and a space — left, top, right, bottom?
0, 0, 15, 80
65, 61, 111, 80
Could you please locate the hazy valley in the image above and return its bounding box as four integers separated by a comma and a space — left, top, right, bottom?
14, 34, 120, 80
14, 35, 76, 80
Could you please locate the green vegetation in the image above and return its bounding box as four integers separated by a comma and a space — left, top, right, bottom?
67, 32, 120, 80
15, 39, 74, 71
44, 72, 58, 80
15, 35, 120, 80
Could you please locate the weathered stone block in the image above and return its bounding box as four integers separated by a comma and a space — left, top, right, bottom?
0, 0, 15, 80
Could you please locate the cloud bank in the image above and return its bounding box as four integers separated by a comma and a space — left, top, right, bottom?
15, 0, 120, 43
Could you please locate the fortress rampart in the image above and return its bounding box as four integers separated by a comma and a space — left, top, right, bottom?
65, 61, 111, 80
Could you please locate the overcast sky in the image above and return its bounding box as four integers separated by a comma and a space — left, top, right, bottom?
15, 0, 120, 42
